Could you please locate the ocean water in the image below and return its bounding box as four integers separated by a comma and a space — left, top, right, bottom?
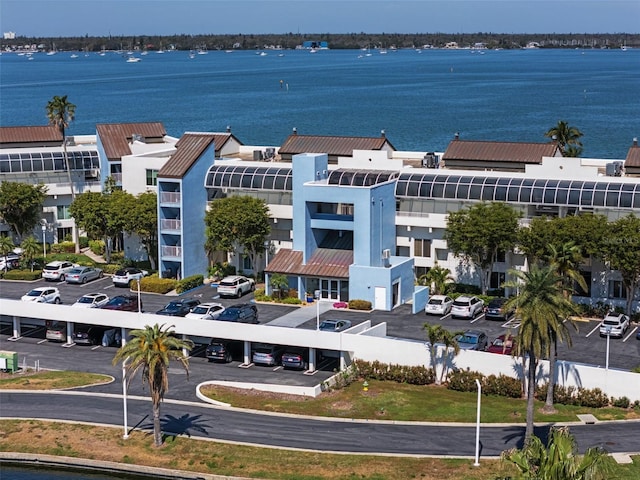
0, 48, 639, 159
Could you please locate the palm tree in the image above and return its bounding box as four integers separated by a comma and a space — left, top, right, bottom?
544, 120, 583, 157
46, 95, 79, 254
423, 323, 445, 383
503, 264, 571, 441
502, 426, 612, 480
418, 263, 454, 295
439, 328, 462, 384
112, 323, 193, 447
20, 236, 40, 271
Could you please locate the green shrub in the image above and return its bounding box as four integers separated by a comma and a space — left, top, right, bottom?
139, 276, 177, 294
79, 236, 89, 249
1, 269, 42, 281
352, 359, 435, 385
447, 368, 484, 392
176, 274, 203, 294
612, 396, 630, 409
89, 240, 105, 256
575, 387, 609, 408
100, 264, 121, 275
348, 299, 372, 311
50, 241, 75, 254
483, 374, 522, 398
449, 283, 482, 295
281, 297, 302, 305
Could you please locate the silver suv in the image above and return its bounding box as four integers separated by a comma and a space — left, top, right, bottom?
42, 261, 76, 281
451, 295, 484, 319
217, 275, 256, 298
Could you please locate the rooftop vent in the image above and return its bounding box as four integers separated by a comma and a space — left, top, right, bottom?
131, 134, 145, 143
605, 161, 623, 177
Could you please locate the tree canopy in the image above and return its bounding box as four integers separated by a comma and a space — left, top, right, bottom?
0, 182, 48, 240
444, 202, 521, 294
204, 195, 271, 273
122, 191, 158, 269
544, 120, 584, 157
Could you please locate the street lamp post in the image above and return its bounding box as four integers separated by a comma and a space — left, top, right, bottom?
474, 378, 481, 466
605, 326, 612, 371
41, 221, 47, 259
122, 358, 129, 439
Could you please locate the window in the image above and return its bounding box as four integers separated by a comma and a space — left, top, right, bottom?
575, 271, 591, 297
242, 256, 253, 271
608, 280, 626, 299
415, 266, 430, 280
495, 250, 506, 263
56, 205, 71, 220
490, 272, 505, 289
414, 239, 431, 257
146, 169, 158, 186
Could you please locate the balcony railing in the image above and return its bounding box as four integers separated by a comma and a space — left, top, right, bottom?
161, 245, 182, 258
161, 219, 181, 230
160, 191, 181, 204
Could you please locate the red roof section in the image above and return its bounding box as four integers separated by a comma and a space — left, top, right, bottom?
96, 122, 166, 160
442, 140, 559, 164
278, 134, 394, 157
0, 125, 63, 145
159, 133, 215, 178
266, 248, 352, 278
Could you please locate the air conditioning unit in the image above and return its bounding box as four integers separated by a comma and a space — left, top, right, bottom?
84, 169, 100, 179
253, 150, 264, 161
422, 152, 438, 168
382, 249, 391, 259
265, 147, 276, 159
605, 161, 623, 177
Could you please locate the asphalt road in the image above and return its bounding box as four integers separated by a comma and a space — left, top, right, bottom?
2, 391, 640, 457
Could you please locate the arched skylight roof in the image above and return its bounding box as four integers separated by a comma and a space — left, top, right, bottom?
0, 150, 99, 173
327, 169, 399, 186
205, 165, 293, 191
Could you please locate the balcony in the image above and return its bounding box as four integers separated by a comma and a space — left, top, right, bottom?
160, 191, 181, 204
161, 245, 182, 258
161, 219, 181, 231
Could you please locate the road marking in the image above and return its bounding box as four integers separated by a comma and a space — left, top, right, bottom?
37, 339, 47, 344
273, 365, 283, 371
469, 313, 484, 324
623, 327, 636, 342
586, 322, 602, 337
502, 318, 521, 329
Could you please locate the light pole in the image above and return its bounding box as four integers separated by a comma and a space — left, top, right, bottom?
315, 289, 321, 330
474, 378, 481, 466
605, 325, 611, 371
41, 220, 47, 259
122, 358, 129, 439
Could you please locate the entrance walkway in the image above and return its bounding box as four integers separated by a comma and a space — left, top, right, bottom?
266, 300, 333, 327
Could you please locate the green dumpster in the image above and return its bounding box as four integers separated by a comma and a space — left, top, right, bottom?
0, 351, 18, 373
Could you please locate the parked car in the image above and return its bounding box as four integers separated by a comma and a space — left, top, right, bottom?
206, 338, 241, 363
451, 295, 484, 319
185, 302, 225, 320
42, 260, 76, 281
485, 297, 515, 321
45, 320, 67, 342
21, 287, 61, 304
101, 295, 141, 312
217, 275, 256, 298
156, 298, 201, 317
72, 293, 109, 308
100, 328, 123, 347
65, 266, 103, 284
112, 267, 149, 288
599, 312, 630, 338
487, 334, 517, 355
455, 330, 489, 351
281, 347, 309, 370
72, 324, 113, 345
216, 303, 259, 324
252, 343, 285, 366
0, 253, 21, 271
318, 319, 352, 332
425, 295, 454, 316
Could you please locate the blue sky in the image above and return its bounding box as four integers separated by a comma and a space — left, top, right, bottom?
2, 0, 639, 37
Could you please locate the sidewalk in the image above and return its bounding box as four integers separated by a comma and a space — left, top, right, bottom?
81, 247, 106, 264
265, 300, 333, 327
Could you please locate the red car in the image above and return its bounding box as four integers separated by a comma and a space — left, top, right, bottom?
101, 295, 142, 312
487, 334, 517, 355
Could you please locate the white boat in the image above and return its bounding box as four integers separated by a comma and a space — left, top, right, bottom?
126, 56, 141, 63
197, 46, 208, 55
70, 54, 78, 58
309, 48, 317, 53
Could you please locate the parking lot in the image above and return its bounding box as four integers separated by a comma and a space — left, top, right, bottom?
1, 276, 639, 377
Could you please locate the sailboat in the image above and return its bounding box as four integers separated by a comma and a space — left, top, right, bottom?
46, 43, 57, 55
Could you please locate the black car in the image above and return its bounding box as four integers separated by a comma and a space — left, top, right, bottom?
216, 303, 259, 324
281, 347, 309, 370
73, 324, 116, 346
155, 298, 201, 317
485, 297, 514, 321
206, 339, 242, 363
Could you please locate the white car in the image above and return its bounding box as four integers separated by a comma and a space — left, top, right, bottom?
451, 295, 484, 319
425, 295, 454, 316
21, 287, 61, 304
600, 312, 630, 338
72, 293, 110, 308
42, 260, 76, 281
112, 267, 149, 287
217, 275, 256, 298
185, 302, 225, 320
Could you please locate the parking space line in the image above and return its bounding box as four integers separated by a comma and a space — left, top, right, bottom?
586, 322, 602, 337
469, 314, 484, 324
623, 327, 637, 342
501, 318, 520, 329
37, 339, 47, 344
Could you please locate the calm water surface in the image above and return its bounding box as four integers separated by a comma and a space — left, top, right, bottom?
1, 465, 141, 480
1, 48, 639, 159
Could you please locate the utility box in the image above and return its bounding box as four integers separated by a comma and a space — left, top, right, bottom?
0, 351, 18, 373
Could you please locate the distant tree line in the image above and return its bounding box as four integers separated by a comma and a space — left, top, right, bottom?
3, 32, 638, 52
